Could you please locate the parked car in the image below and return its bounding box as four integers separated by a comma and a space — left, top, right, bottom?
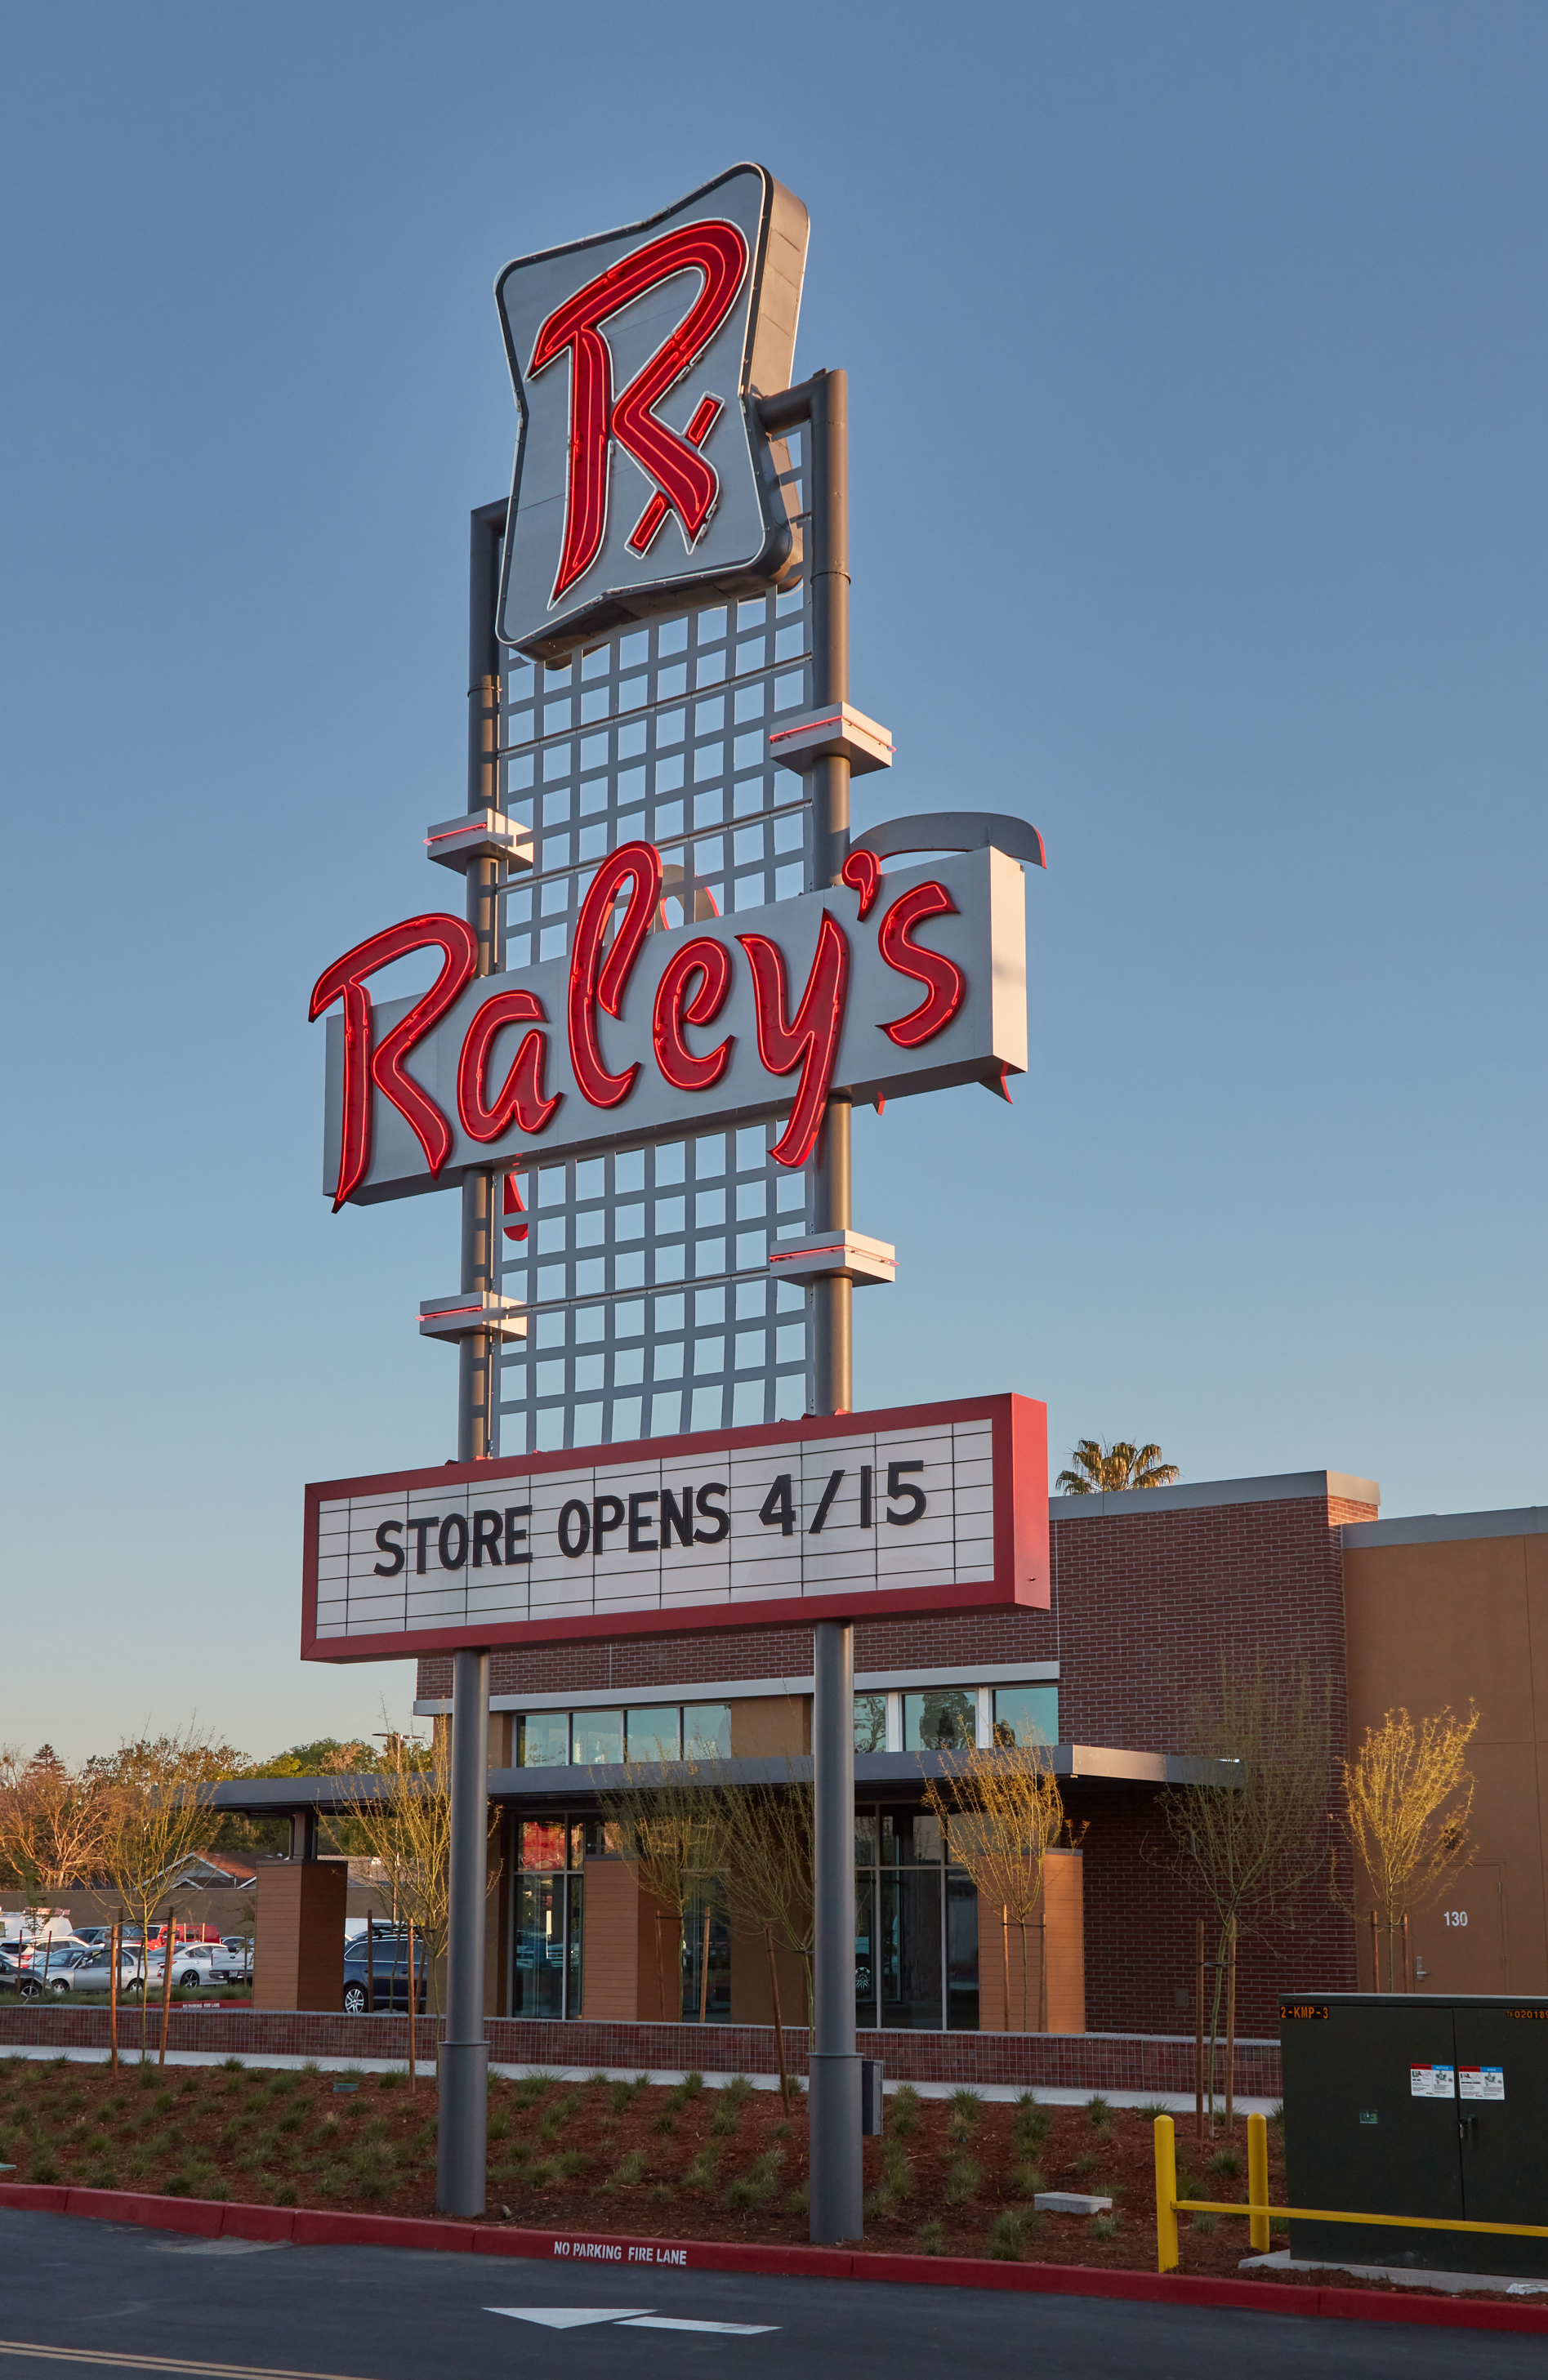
341, 1936, 426, 2014
145, 1941, 245, 1991
47, 1949, 148, 1997
219, 1937, 254, 1974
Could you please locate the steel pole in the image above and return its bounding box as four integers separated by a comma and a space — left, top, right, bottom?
802, 370, 863, 2242
438, 503, 504, 2216
437, 1643, 489, 2213
810, 1616, 861, 2239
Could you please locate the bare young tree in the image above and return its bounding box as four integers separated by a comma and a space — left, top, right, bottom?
706, 1775, 814, 2104
1164, 1656, 1332, 2116
332, 1723, 455, 2016
595, 1762, 724, 2021
96, 1726, 234, 2061
1336, 1705, 1479, 1987
924, 1745, 1066, 2031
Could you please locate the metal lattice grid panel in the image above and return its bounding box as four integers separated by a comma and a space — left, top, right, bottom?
492, 461, 815, 1456
495, 1121, 810, 1455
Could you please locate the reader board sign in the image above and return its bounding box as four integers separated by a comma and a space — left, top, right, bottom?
301, 1393, 1047, 1661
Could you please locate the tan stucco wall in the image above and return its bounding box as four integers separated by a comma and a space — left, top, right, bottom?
1343, 1531, 1548, 1992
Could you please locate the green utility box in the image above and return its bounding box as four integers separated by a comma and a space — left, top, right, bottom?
1280, 1992, 1548, 2280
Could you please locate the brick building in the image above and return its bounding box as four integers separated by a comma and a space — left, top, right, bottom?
397, 1464, 1376, 2039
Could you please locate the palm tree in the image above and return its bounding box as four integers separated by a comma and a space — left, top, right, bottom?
1055, 1438, 1180, 1495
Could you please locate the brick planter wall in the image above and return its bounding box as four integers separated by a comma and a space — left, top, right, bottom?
0, 2003, 1281, 2097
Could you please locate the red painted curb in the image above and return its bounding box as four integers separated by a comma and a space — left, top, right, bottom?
2, 2183, 1546, 2333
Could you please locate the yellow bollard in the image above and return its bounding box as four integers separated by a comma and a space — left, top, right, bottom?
1247, 2109, 1269, 2253
1154, 2112, 1180, 2274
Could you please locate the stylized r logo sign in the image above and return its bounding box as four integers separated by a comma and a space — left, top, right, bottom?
529, 221, 749, 604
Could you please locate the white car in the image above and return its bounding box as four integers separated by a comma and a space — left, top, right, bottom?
146, 1941, 245, 1990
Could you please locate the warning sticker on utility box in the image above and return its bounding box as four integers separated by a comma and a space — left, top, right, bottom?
1410, 2065, 1457, 2097
1460, 2066, 1505, 2101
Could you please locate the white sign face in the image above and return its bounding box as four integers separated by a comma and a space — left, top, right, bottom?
495, 163, 810, 663
1459, 2065, 1504, 2101
1409, 2064, 1457, 2099
302, 1394, 1048, 1660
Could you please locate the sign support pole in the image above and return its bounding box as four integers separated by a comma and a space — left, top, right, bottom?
437, 503, 504, 2217
785, 368, 864, 2244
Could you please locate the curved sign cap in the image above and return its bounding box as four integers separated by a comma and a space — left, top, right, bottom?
495, 164, 810, 664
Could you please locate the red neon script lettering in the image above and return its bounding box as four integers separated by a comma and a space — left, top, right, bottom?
310, 916, 479, 1209
840, 848, 881, 918
457, 989, 562, 1141
877, 882, 966, 1047
568, 842, 665, 1108
653, 937, 734, 1091
736, 915, 850, 1168
529, 221, 749, 602
502, 1172, 529, 1242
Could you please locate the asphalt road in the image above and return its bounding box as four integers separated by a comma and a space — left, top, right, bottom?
0, 2210, 1542, 2380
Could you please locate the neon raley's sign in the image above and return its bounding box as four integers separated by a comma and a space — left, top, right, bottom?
311, 840, 1027, 1206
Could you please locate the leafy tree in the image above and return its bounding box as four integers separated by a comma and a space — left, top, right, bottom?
1056, 1439, 1180, 1494
0, 1747, 117, 1984
1335, 1705, 1478, 1986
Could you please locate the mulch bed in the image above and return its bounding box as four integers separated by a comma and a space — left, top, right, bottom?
0, 2055, 1534, 2305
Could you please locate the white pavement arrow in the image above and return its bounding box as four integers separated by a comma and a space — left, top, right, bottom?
617, 2318, 778, 2335
484, 2310, 654, 2329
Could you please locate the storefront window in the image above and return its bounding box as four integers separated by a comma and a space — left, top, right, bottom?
855, 1868, 876, 2030
903, 1688, 975, 1752
572, 1709, 623, 1766
993, 1687, 1058, 1748
680, 1883, 732, 2021
860, 1806, 977, 2031
946, 1870, 979, 2031
520, 1712, 570, 1767
684, 1703, 732, 1759
853, 1693, 887, 1753
627, 1705, 681, 1761
513, 1874, 566, 2016
515, 1819, 567, 1870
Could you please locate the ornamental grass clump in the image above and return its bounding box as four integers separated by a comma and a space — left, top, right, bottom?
942, 2155, 982, 2208
681, 2145, 721, 2191
606, 2146, 649, 2190
726, 2148, 783, 2209
987, 2207, 1037, 2260
889, 2084, 921, 2139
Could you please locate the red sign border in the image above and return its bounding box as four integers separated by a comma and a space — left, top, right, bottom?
301, 1391, 1047, 1665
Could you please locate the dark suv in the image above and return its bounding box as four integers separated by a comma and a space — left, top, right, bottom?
341, 1935, 426, 2014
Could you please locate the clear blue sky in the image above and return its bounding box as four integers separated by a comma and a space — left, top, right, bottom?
3, 3, 1545, 1763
